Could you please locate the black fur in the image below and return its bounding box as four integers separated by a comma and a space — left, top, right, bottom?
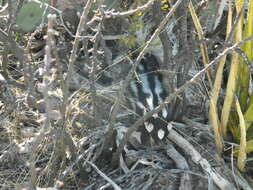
129, 54, 169, 144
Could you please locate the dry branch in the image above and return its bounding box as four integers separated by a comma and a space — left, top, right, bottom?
168, 126, 236, 190
104, 0, 183, 164
113, 34, 253, 166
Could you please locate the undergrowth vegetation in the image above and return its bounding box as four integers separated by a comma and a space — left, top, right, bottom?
209, 0, 253, 172
0, 0, 253, 189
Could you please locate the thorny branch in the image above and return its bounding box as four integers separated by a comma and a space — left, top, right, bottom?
60, 0, 93, 123
90, 1, 105, 125
28, 14, 57, 189
0, 28, 30, 89
87, 161, 122, 190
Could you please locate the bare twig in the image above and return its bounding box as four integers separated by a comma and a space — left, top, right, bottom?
166, 143, 192, 190
7, 0, 24, 32
0, 28, 30, 88
90, 4, 104, 124
55, 144, 97, 188
168, 127, 236, 190
0, 74, 17, 120
87, 161, 122, 190
104, 0, 154, 18
30, 0, 60, 13
63, 0, 93, 108
28, 14, 57, 189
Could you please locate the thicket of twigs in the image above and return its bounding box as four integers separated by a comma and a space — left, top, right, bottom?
1, 0, 253, 189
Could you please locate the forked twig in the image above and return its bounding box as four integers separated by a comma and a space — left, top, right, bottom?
87, 161, 122, 190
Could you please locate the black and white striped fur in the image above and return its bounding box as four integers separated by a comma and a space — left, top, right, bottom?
129, 54, 170, 144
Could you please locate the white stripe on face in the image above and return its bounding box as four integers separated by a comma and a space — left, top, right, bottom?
154, 75, 169, 118
146, 95, 154, 110
154, 76, 163, 102
153, 113, 158, 118
136, 101, 146, 110
139, 73, 154, 110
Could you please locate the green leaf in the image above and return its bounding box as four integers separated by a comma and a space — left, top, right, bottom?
244, 101, 253, 128
235, 139, 253, 153
16, 1, 49, 32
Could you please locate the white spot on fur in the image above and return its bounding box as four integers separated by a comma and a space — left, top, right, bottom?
162, 108, 168, 118
154, 76, 163, 103
167, 122, 173, 131
145, 122, 154, 133
154, 76, 169, 119
146, 96, 154, 110
158, 129, 165, 140
139, 74, 154, 110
